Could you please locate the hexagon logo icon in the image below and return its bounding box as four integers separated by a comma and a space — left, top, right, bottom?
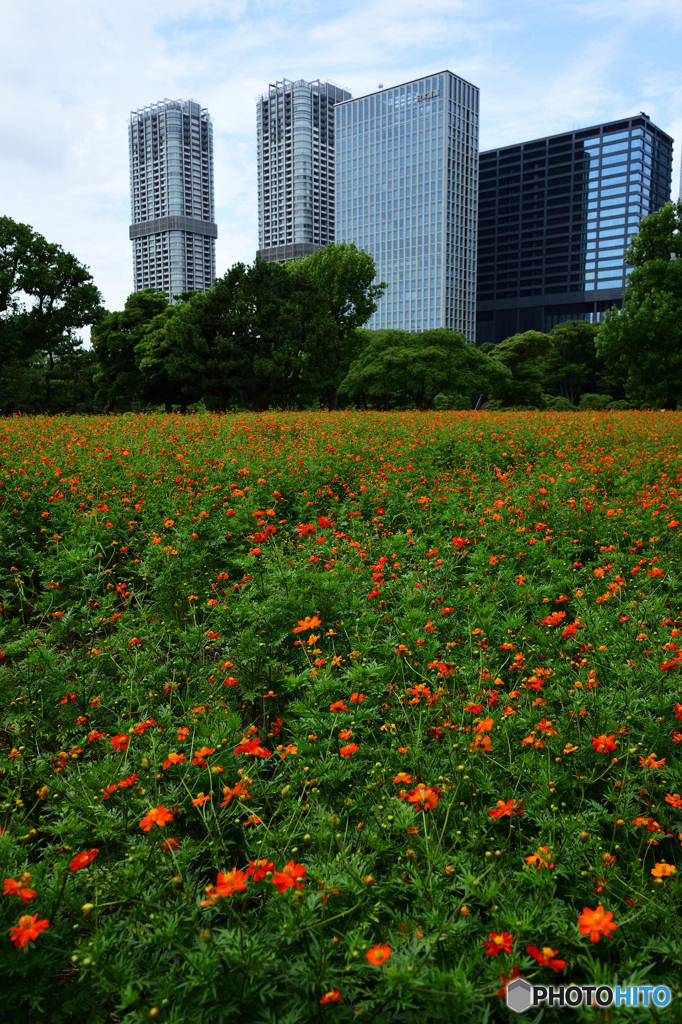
506, 978, 533, 1014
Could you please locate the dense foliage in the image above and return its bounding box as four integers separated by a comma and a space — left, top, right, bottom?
1, 410, 681, 1023
597, 199, 682, 409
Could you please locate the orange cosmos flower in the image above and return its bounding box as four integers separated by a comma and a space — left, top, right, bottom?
577, 905, 617, 942
201, 868, 249, 905
292, 615, 322, 633
191, 792, 211, 807
350, 692, 365, 703
651, 862, 676, 878
483, 932, 514, 956
339, 743, 358, 757
244, 859, 275, 881
405, 784, 440, 810
191, 746, 216, 765
471, 734, 493, 752
541, 611, 566, 626
177, 726, 190, 742
665, 792, 682, 809
162, 752, 186, 770
366, 944, 392, 965
536, 718, 557, 735
526, 944, 565, 972
139, 806, 173, 831
118, 773, 139, 788
271, 861, 306, 893
9, 913, 49, 948
525, 847, 554, 870
329, 700, 348, 713
474, 717, 494, 733
393, 772, 413, 784
592, 735, 617, 752
110, 734, 130, 752
69, 849, 99, 872
489, 799, 523, 819
320, 989, 343, 1003
3, 873, 36, 904
640, 753, 666, 768
220, 779, 252, 807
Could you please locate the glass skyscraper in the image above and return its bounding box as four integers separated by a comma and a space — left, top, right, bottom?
257, 79, 351, 262
129, 99, 217, 301
335, 71, 479, 339
477, 114, 673, 344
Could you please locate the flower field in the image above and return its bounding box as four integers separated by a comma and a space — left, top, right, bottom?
1, 409, 681, 1023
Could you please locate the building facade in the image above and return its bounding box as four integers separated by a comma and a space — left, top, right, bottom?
129, 99, 217, 300
477, 114, 673, 344
335, 71, 479, 339
257, 79, 351, 262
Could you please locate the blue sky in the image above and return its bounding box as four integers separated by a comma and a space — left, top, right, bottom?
2, 0, 680, 313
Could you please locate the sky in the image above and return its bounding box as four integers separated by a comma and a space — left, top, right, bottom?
2, 0, 681, 315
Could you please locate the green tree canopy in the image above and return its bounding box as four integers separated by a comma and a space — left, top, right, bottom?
339, 328, 510, 409
92, 289, 169, 411
0, 216, 103, 400
489, 330, 555, 407
290, 243, 386, 408
596, 199, 682, 408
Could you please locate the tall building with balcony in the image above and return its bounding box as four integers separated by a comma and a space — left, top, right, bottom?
129, 98, 217, 300
256, 79, 351, 262
476, 114, 673, 344
335, 71, 479, 339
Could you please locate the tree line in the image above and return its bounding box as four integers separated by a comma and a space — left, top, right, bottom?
1, 200, 681, 413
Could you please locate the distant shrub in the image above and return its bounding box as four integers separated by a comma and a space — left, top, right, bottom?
578, 393, 613, 410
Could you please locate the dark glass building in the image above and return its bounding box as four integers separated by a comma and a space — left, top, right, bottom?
476, 114, 673, 345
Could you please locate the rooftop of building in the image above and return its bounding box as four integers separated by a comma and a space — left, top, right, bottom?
481, 112, 673, 157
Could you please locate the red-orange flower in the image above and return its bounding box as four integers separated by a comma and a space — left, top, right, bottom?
162, 752, 186, 770
320, 989, 343, 1003
110, 733, 130, 752
201, 868, 249, 905
592, 735, 617, 752
665, 792, 682, 809
272, 861, 306, 893
483, 932, 514, 956
191, 746, 216, 765
220, 779, 252, 807
139, 806, 173, 831
339, 743, 358, 756
191, 792, 211, 807
405, 784, 440, 810
651, 862, 676, 878
3, 874, 36, 904
393, 772, 413, 784
292, 615, 321, 633
526, 944, 565, 972
244, 858, 275, 881
9, 913, 49, 948
577, 905, 617, 942
489, 799, 523, 819
525, 847, 554, 870
640, 752, 666, 768
69, 849, 99, 872
365, 943, 392, 965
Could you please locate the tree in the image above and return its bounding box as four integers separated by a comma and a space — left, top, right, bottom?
540, 321, 602, 406
291, 243, 386, 408
0, 216, 103, 405
489, 330, 554, 407
339, 328, 510, 409
92, 289, 169, 411
596, 199, 682, 408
